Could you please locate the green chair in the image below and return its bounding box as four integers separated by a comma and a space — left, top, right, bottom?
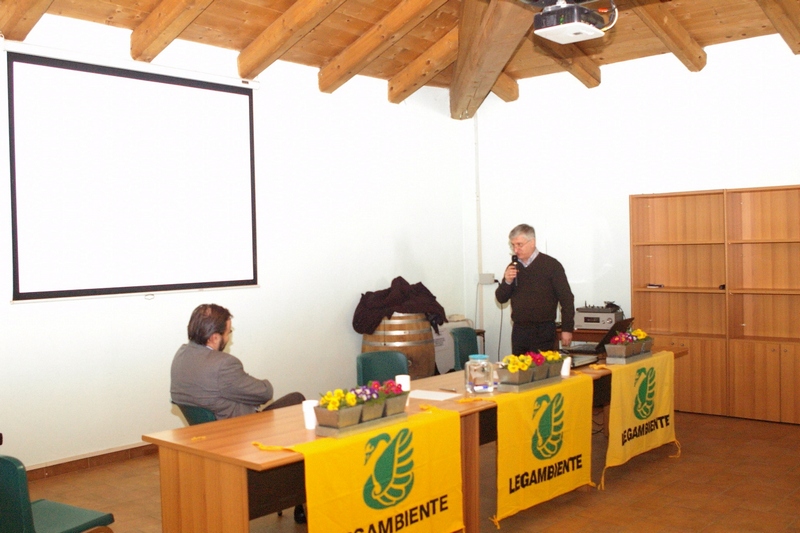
357, 351, 409, 386
0, 454, 114, 533
172, 402, 217, 425
451, 327, 480, 370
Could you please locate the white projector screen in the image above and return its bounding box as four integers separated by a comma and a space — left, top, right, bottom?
7, 52, 257, 300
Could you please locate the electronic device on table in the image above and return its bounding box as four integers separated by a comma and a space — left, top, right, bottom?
574, 301, 624, 330
562, 317, 634, 356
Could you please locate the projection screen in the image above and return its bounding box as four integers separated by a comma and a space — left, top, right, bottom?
7, 52, 257, 300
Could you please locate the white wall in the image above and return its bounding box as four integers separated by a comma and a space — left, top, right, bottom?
474, 35, 800, 360
0, 17, 473, 467
1, 18, 798, 467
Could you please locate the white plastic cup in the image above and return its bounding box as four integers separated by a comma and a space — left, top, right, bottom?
395, 374, 411, 392
302, 400, 319, 430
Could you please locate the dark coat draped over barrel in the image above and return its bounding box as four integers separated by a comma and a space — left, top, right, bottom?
353, 277, 447, 335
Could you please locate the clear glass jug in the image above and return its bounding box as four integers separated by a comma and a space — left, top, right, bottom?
465, 354, 494, 393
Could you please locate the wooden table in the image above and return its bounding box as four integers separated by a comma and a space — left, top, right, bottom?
143, 346, 685, 533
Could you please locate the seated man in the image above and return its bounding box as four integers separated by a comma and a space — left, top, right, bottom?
171, 303, 307, 523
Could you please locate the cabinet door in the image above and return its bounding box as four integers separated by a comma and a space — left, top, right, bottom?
668, 336, 728, 415
780, 343, 800, 424
729, 340, 781, 421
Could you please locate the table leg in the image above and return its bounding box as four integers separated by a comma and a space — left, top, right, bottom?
460, 412, 480, 533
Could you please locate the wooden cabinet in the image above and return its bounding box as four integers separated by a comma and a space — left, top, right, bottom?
630, 185, 800, 423
665, 336, 728, 415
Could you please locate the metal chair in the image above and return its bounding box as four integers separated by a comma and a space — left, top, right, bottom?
357, 351, 409, 386
0, 454, 115, 533
451, 327, 480, 370
172, 402, 217, 425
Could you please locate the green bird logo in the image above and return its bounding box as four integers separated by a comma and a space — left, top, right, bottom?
530, 393, 564, 460
362, 428, 414, 509
633, 367, 656, 420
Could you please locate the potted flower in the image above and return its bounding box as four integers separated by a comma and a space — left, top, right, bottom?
541, 350, 563, 378
353, 384, 383, 422
631, 328, 654, 353
315, 388, 363, 428
498, 353, 535, 384
375, 379, 409, 417
605, 331, 639, 357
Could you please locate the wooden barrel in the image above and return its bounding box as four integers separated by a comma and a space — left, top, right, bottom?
362, 313, 435, 379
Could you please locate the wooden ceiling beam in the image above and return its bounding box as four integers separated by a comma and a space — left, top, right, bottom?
388, 26, 458, 104
388, 25, 518, 104
449, 0, 534, 119
130, 0, 215, 62
490, 71, 518, 102
754, 0, 800, 54
318, 0, 449, 94
532, 35, 601, 88
630, 0, 706, 71
0, 0, 54, 41
238, 0, 348, 80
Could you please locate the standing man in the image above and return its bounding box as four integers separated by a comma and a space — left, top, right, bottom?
495, 224, 575, 354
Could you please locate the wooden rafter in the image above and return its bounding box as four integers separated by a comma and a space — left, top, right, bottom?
0, 0, 54, 41
755, 0, 800, 54
449, 0, 533, 120
533, 35, 600, 88
318, 0, 449, 94
238, 0, 348, 80
630, 0, 706, 72
388, 26, 518, 104
388, 26, 458, 104
130, 0, 215, 62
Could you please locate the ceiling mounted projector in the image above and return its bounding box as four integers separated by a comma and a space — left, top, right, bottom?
522, 0, 618, 46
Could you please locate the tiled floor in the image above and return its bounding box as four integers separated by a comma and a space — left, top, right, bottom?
26, 412, 800, 532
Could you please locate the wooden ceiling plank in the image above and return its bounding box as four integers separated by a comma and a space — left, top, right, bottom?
238, 0, 348, 79
130, 0, 216, 62
754, 0, 800, 54
318, 0, 449, 93
388, 26, 457, 103
490, 71, 518, 102
449, 0, 533, 119
533, 35, 600, 88
630, 0, 706, 72
0, 0, 54, 41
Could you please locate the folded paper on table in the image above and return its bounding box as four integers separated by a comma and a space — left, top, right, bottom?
291, 408, 464, 533
408, 390, 461, 401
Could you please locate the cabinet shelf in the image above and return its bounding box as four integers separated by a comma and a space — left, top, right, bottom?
729, 288, 800, 295
631, 241, 725, 246
634, 287, 725, 294
731, 335, 800, 343
729, 239, 800, 244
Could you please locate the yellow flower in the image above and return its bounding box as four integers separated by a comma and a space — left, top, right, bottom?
345, 391, 357, 407
631, 328, 649, 340
542, 350, 562, 362
517, 354, 532, 371
326, 398, 340, 411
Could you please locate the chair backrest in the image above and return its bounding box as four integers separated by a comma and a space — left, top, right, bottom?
0, 455, 36, 533
174, 402, 217, 425
357, 351, 409, 386
451, 327, 480, 370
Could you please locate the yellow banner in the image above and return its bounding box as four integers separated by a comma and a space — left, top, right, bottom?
291, 408, 464, 533
604, 351, 678, 476
492, 374, 594, 522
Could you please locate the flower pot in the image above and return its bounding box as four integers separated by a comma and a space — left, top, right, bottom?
532, 364, 549, 381
384, 393, 409, 416
641, 339, 654, 353
360, 401, 385, 422
631, 342, 643, 355
497, 367, 533, 384
547, 361, 563, 378
605, 343, 636, 357
314, 405, 363, 428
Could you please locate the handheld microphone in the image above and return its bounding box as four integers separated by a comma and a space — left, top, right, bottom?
511, 255, 518, 286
